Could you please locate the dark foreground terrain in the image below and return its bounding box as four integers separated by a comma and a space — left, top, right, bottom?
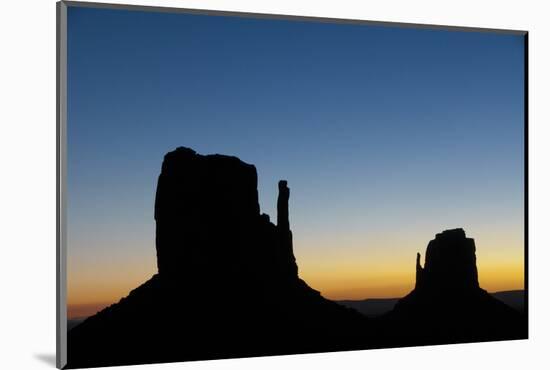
67, 148, 526, 369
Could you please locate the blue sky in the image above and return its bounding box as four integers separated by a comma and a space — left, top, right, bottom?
67, 6, 525, 306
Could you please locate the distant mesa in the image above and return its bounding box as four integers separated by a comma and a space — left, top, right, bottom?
337, 290, 525, 318
66, 147, 526, 368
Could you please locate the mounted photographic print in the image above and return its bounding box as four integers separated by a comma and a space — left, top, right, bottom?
56, 1, 528, 368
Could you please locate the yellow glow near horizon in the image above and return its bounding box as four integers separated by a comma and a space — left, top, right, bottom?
298, 258, 524, 301
294, 231, 524, 300
67, 231, 524, 319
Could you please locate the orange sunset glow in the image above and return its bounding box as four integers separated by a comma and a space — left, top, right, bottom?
67, 231, 524, 319
66, 9, 525, 322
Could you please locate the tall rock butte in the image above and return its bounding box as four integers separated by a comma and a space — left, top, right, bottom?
153, 147, 298, 283
66, 147, 367, 369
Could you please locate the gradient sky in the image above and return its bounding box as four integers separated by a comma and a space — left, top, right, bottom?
67, 6, 525, 318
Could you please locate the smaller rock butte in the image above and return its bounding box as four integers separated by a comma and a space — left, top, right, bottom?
415, 228, 479, 292
387, 228, 524, 344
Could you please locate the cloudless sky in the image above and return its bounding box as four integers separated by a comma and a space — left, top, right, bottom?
67, 6, 525, 317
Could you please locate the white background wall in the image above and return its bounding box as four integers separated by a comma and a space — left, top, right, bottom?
1, 0, 548, 369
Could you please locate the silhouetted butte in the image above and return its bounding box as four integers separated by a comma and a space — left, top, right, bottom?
67, 147, 368, 368
384, 228, 526, 344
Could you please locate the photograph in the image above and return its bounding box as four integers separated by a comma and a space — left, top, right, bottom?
59, 2, 527, 368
